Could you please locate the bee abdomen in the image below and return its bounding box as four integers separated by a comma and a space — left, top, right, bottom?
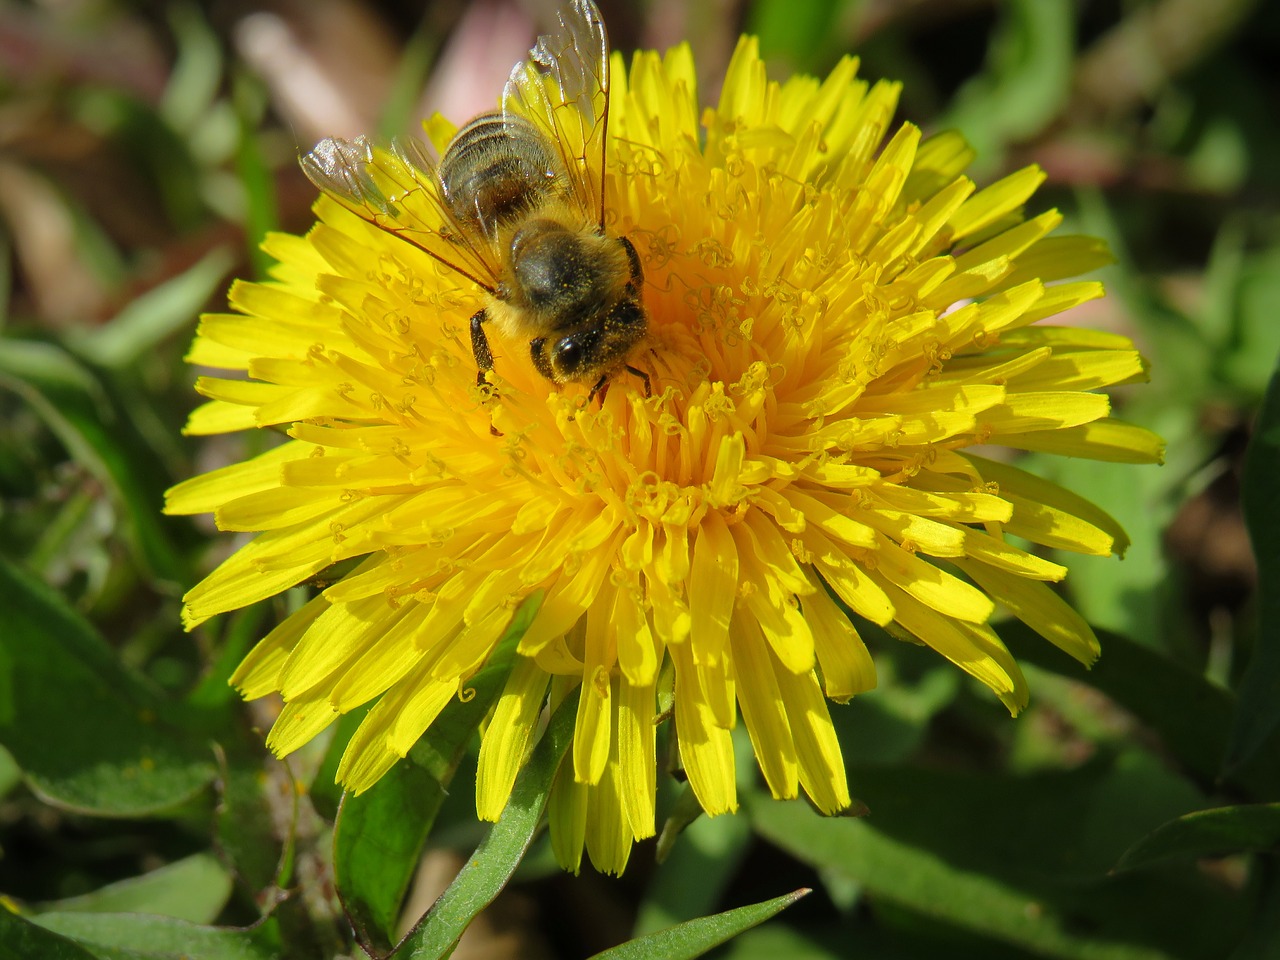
440, 114, 566, 233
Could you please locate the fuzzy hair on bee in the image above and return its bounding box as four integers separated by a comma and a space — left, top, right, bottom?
301, 0, 649, 401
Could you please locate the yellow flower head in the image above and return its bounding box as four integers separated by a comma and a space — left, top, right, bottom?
167, 15, 1162, 875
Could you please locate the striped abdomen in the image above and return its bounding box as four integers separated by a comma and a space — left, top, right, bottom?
438, 113, 567, 239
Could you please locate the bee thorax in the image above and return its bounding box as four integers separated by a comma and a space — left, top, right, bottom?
510, 220, 618, 319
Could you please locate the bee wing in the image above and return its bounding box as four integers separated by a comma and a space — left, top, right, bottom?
300, 135, 501, 293
502, 0, 609, 230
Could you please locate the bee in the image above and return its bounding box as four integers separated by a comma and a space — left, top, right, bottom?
301, 0, 648, 401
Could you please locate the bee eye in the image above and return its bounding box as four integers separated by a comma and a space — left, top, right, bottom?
554, 336, 584, 374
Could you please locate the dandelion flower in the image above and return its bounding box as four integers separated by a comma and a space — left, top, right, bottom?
167, 24, 1163, 875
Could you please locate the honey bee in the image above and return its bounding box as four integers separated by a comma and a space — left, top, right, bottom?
301, 0, 647, 400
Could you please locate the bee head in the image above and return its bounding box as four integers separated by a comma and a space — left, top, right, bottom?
535, 296, 646, 384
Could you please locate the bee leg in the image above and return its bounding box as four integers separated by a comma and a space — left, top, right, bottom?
620, 236, 644, 292
470, 308, 496, 391
470, 308, 502, 436
588, 374, 609, 405
625, 364, 652, 397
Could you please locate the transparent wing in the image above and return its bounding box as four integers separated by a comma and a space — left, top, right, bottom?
502, 0, 609, 230
300, 136, 501, 293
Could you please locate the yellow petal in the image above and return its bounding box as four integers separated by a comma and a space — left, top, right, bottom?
730, 610, 798, 801
806, 529, 895, 626
963, 453, 1128, 556
772, 662, 851, 814
1001, 418, 1166, 464
267, 687, 339, 758
549, 746, 588, 876
476, 654, 549, 820
959, 559, 1100, 666
583, 717, 632, 876
882, 582, 1018, 700
871, 533, 994, 623
801, 568, 876, 701
617, 678, 657, 841
687, 511, 739, 668
671, 641, 737, 816
948, 165, 1045, 240
231, 593, 329, 699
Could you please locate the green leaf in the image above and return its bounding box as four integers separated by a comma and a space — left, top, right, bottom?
0, 340, 188, 583
862, 753, 1201, 883
637, 796, 753, 935
71, 248, 233, 370
398, 688, 579, 960
708, 924, 845, 960
1230, 363, 1280, 771
0, 743, 19, 800
1222, 245, 1280, 397
334, 749, 444, 951
232, 72, 278, 277
1004, 622, 1280, 798
0, 556, 215, 815
747, 749, 1246, 960
161, 4, 224, 135
333, 592, 541, 951
1115, 804, 1280, 871
0, 909, 100, 960
214, 751, 286, 896
1036, 454, 1174, 648
32, 912, 280, 960
309, 706, 368, 823
943, 0, 1074, 164
592, 889, 809, 960
35, 854, 232, 924
1229, 867, 1280, 960
749, 0, 845, 73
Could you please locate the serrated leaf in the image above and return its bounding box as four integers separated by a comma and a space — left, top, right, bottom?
592, 889, 809, 960
1115, 803, 1280, 871
1230, 363, 1280, 771
35, 854, 232, 924
0, 556, 214, 815
398, 688, 578, 960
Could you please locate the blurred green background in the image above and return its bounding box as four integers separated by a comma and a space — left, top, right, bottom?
2, 0, 1280, 958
